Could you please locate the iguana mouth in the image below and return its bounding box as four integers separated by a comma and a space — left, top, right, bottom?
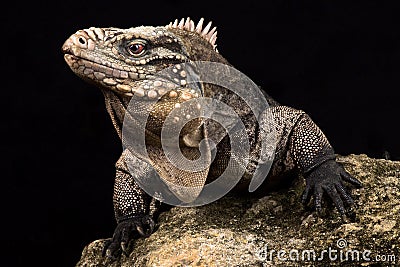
63, 54, 160, 97
63, 53, 131, 80
63, 53, 191, 100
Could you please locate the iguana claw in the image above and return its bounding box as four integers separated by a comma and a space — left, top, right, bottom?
103, 215, 155, 259
301, 160, 362, 220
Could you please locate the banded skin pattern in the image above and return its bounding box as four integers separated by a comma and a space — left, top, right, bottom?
62, 17, 362, 259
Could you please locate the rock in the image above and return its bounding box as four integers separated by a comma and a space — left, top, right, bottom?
76, 154, 400, 266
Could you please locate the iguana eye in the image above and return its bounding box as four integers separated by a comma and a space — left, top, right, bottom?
127, 40, 147, 56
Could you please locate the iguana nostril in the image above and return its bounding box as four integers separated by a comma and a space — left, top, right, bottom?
78, 37, 86, 45
72, 34, 88, 49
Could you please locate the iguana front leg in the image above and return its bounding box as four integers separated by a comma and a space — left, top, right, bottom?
261, 106, 362, 217
103, 150, 159, 258
288, 112, 363, 217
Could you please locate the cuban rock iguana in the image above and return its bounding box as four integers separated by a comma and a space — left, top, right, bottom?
62, 17, 362, 258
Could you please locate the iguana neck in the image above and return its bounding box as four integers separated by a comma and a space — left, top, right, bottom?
102, 89, 130, 139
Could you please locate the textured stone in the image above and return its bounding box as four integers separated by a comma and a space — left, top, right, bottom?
76, 154, 400, 266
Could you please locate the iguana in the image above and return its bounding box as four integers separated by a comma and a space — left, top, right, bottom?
62, 17, 362, 258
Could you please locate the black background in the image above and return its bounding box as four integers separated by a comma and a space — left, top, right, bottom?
4, 1, 400, 266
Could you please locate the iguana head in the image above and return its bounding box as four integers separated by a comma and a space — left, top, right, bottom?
62, 17, 225, 98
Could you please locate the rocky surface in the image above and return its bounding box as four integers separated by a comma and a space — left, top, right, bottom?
76, 154, 400, 266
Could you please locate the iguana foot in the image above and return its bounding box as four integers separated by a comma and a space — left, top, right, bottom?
103, 215, 155, 259
301, 160, 362, 221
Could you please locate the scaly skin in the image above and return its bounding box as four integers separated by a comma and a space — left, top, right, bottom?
62, 17, 362, 259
